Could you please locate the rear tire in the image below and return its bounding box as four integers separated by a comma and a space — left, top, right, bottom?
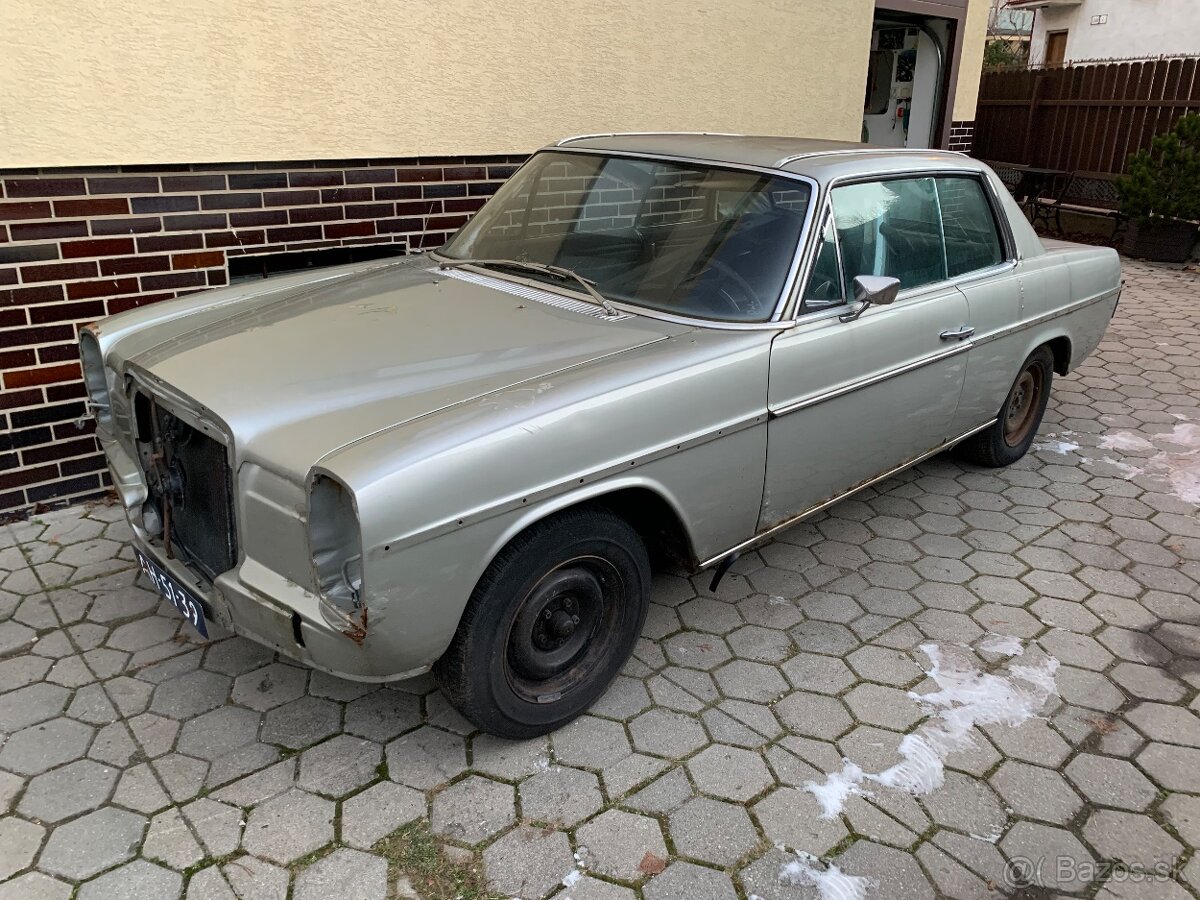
433, 506, 650, 738
956, 346, 1054, 468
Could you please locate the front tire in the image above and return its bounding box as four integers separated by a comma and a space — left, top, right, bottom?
433, 506, 651, 738
957, 346, 1055, 468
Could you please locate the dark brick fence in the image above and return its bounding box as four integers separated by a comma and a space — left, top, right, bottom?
0, 154, 524, 515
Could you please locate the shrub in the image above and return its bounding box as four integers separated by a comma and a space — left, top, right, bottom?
1118, 113, 1200, 222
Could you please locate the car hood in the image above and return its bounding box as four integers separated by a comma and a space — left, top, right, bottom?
111, 259, 687, 478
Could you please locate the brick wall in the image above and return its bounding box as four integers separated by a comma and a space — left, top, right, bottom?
0, 154, 524, 515
948, 120, 974, 154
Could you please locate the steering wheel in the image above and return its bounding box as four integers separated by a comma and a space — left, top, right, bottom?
680, 259, 761, 317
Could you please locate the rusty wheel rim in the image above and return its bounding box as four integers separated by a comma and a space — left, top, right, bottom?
1003, 365, 1043, 447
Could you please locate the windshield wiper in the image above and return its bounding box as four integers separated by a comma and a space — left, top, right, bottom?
437, 258, 619, 316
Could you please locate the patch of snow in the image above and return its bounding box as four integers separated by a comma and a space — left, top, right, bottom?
561, 869, 583, 888
1035, 439, 1080, 455
779, 855, 874, 900
1098, 431, 1155, 452
806, 761, 869, 817
804, 642, 1058, 815
978, 633, 1023, 657
1093, 421, 1200, 505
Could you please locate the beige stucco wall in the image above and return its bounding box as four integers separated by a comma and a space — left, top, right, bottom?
2, 0, 882, 168
953, 0, 990, 121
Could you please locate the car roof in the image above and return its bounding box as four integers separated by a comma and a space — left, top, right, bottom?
547, 132, 983, 182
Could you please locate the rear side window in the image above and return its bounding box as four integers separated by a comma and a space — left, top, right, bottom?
831, 177, 946, 293
936, 177, 1004, 277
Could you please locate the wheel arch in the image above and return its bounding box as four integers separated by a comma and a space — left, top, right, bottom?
479, 478, 699, 584
1044, 333, 1073, 375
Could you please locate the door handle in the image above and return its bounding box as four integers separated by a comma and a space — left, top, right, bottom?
939, 326, 975, 341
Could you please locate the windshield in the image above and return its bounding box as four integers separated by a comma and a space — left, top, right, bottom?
439, 151, 812, 322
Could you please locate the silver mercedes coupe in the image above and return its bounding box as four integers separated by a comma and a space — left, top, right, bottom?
81, 134, 1121, 736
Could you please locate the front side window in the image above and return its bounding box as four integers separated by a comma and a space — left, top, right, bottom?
831, 176, 947, 293
440, 151, 811, 322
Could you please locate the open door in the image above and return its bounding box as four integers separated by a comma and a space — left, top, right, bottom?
861, 19, 949, 149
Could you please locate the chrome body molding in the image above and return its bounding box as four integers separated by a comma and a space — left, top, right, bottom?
973, 285, 1121, 347
770, 341, 975, 418
699, 418, 998, 569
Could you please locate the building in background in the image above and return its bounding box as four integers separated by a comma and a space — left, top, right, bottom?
0, 0, 989, 515
1014, 0, 1200, 65
986, 0, 1035, 65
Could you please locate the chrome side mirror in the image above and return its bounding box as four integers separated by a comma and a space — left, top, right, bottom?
839, 275, 901, 322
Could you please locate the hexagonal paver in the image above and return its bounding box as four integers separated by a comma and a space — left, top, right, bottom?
0, 717, 93, 775
714, 659, 788, 702
341, 781, 425, 850
149, 669, 232, 719
484, 826, 574, 900
260, 696, 340, 749
1125, 702, 1200, 746
38, 807, 146, 880
553, 715, 631, 769
577, 810, 668, 882
0, 872, 71, 900
0, 816, 43, 881
1065, 753, 1158, 811
242, 788, 334, 864
385, 725, 467, 789
644, 861, 737, 900
629, 709, 707, 758
296, 734, 381, 797
834, 839, 935, 899
1082, 810, 1183, 869
752, 786, 847, 856
519, 765, 604, 827
231, 662, 307, 711
429, 775, 514, 845
294, 848, 387, 900
19, 759, 117, 822
663, 631, 732, 670
921, 771, 1006, 838
686, 744, 773, 802
991, 761, 1082, 824
845, 683, 925, 731
176, 706, 260, 760
667, 797, 759, 865
774, 692, 852, 740
1000, 821, 1095, 893
75, 860, 181, 900
344, 689, 421, 742
1137, 743, 1200, 793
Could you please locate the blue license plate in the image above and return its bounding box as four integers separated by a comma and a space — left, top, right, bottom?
134, 547, 209, 638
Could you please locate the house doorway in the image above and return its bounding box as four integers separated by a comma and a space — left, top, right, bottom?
1045, 30, 1068, 66
862, 16, 951, 149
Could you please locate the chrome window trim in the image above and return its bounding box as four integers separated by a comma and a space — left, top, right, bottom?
556, 131, 746, 146
783, 167, 1020, 319
774, 147, 967, 167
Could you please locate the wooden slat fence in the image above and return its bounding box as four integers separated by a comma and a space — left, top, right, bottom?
973, 56, 1200, 176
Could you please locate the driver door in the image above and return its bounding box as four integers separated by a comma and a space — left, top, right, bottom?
761, 176, 971, 529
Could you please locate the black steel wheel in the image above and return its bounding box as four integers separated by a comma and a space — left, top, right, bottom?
434, 506, 650, 738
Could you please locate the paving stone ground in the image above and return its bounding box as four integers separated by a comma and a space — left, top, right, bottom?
1, 259, 1198, 899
